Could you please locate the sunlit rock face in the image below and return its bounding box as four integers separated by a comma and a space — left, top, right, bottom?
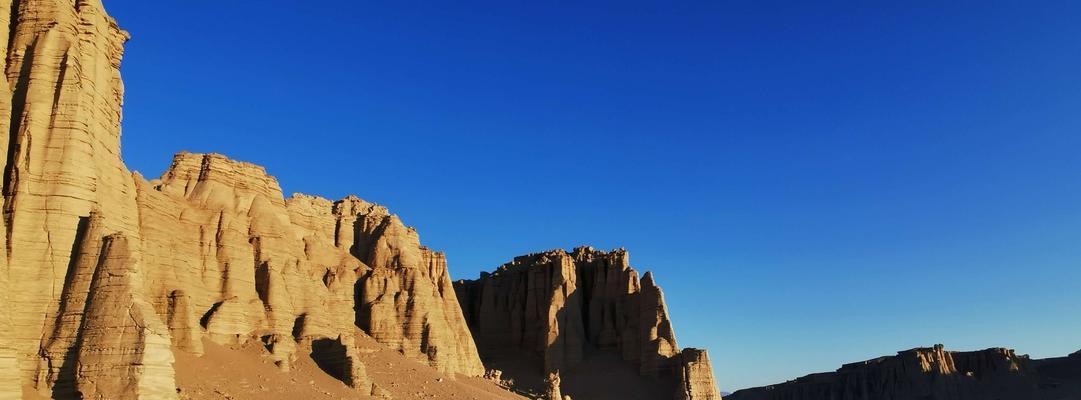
0, 1, 483, 398
455, 246, 721, 400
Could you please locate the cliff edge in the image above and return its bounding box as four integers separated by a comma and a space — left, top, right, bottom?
455, 247, 721, 400
0, 1, 483, 398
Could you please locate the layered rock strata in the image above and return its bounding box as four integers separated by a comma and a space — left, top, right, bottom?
13, 148, 486, 399
677, 349, 722, 400
0, 1, 483, 398
0, 0, 148, 397
726, 345, 1081, 400
454, 247, 721, 400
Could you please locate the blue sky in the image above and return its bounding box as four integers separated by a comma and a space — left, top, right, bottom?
106, 1, 1081, 392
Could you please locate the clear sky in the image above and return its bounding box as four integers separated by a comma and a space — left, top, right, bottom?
106, 0, 1081, 392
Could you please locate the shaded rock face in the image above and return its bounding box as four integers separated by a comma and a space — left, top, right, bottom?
454, 247, 721, 400
726, 345, 1081, 400
1031, 350, 1081, 396
342, 198, 484, 376
0, 1, 483, 398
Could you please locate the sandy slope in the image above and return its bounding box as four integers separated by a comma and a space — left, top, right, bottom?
175, 331, 526, 400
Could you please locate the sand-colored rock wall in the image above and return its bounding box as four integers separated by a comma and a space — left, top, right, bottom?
677, 349, 722, 400
455, 246, 721, 399
0, 1, 484, 399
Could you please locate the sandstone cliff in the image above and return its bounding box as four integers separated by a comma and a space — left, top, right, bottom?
454, 247, 721, 400
726, 345, 1081, 400
0, 1, 483, 398
678, 349, 722, 400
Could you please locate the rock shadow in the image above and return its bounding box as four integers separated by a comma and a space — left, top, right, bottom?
310, 338, 349, 382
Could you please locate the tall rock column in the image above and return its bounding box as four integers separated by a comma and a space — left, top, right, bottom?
639, 272, 679, 377
541, 252, 585, 373
677, 349, 722, 400
0, 2, 13, 383
37, 212, 108, 396
74, 234, 177, 400
0, 207, 13, 399
0, 0, 143, 393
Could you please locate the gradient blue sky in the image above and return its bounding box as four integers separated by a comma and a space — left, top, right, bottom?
106, 0, 1081, 392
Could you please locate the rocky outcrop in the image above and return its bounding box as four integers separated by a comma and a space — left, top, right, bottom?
341, 196, 484, 376
454, 246, 721, 399
0, 1, 483, 398
545, 371, 563, 400
23, 146, 484, 398
72, 233, 177, 400
0, 1, 699, 400
726, 345, 1081, 400
677, 349, 722, 400
135, 152, 372, 368
0, 0, 147, 397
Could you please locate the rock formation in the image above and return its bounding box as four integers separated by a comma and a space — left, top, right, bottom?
545, 371, 563, 400
71, 233, 177, 400
0, 0, 150, 397
455, 247, 722, 400
0, 1, 483, 398
136, 152, 483, 377
726, 345, 1081, 400
677, 349, 722, 400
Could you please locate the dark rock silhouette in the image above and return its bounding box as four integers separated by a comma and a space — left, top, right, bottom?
727, 345, 1081, 400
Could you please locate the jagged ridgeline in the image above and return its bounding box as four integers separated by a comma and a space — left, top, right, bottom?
455, 247, 722, 400
726, 345, 1081, 400
0, 1, 482, 398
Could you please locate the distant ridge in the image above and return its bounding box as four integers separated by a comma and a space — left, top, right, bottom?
726, 344, 1081, 400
